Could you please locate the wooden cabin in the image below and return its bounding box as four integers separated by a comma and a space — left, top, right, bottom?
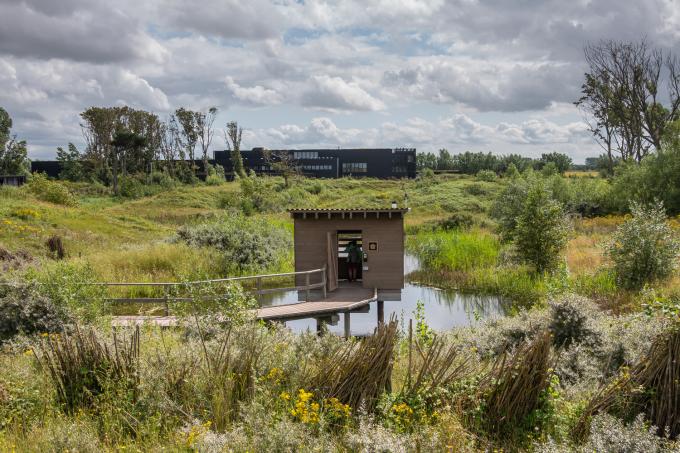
290, 208, 408, 299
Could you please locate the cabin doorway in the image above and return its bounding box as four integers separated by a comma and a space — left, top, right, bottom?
337, 230, 362, 283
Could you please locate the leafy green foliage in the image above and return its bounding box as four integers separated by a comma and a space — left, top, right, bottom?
56, 143, 85, 182
0, 107, 29, 176
476, 169, 497, 182
514, 180, 571, 273
0, 285, 73, 342
606, 201, 679, 290
26, 173, 78, 206
175, 214, 291, 273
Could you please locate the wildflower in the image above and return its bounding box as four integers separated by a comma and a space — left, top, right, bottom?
279, 391, 290, 401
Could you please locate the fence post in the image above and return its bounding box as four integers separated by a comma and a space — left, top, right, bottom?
163, 285, 170, 317
305, 272, 310, 302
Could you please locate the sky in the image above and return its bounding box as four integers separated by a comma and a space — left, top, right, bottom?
1, 0, 679, 163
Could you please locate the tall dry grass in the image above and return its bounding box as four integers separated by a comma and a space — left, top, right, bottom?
575, 327, 680, 440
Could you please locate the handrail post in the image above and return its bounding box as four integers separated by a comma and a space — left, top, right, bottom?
321, 266, 327, 300
163, 286, 170, 317
256, 277, 263, 305
305, 272, 310, 302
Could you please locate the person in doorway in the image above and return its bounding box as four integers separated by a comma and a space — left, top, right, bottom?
345, 240, 362, 282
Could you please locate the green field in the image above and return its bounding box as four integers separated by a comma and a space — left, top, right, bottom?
2, 173, 680, 451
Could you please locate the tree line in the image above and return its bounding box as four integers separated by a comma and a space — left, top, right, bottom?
416, 150, 573, 175
57, 106, 247, 194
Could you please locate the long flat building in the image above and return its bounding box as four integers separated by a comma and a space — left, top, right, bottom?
30, 147, 417, 180
215, 147, 417, 179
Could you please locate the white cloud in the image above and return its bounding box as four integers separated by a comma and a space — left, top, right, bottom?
224, 77, 283, 106
301, 75, 385, 112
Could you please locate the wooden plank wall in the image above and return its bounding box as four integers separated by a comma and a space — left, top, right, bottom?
294, 216, 404, 290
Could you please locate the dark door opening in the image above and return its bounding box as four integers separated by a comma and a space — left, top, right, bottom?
337, 230, 362, 282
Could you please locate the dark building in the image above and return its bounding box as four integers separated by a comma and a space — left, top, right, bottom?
0, 175, 26, 186
30, 147, 417, 180
214, 148, 417, 179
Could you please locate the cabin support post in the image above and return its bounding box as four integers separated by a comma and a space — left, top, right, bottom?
344, 312, 351, 338
377, 300, 384, 325
316, 317, 324, 335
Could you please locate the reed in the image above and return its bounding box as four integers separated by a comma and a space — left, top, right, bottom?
480, 330, 553, 436
38, 326, 140, 414
575, 327, 680, 440
311, 317, 399, 411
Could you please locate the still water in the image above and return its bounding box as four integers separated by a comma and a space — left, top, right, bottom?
261, 255, 507, 336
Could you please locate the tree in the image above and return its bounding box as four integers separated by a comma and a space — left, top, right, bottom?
417, 152, 437, 171
539, 152, 572, 174
514, 180, 571, 273
110, 130, 147, 195
196, 107, 218, 175
174, 108, 199, 176
80, 106, 161, 184
606, 201, 679, 290
56, 143, 84, 181
576, 40, 680, 168
226, 121, 245, 178
264, 149, 298, 187
0, 107, 29, 175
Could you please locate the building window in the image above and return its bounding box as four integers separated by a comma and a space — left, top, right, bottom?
392, 166, 407, 173
294, 151, 319, 159
342, 162, 368, 173
302, 164, 332, 171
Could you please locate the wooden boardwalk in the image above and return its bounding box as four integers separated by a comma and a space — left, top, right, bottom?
112, 284, 378, 335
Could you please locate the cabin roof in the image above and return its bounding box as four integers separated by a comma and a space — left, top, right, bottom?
289, 207, 409, 219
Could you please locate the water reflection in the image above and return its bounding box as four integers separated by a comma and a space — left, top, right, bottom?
260, 254, 507, 336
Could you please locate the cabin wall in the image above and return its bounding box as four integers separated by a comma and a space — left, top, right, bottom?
294, 216, 404, 290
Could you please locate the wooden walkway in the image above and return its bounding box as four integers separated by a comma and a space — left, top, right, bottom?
112, 283, 378, 336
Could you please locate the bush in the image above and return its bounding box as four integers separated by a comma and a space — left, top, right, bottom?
0, 285, 72, 342
175, 214, 291, 273
548, 295, 600, 349
26, 173, 77, 206
514, 180, 570, 273
476, 170, 497, 182
118, 175, 145, 198
439, 212, 475, 231
150, 171, 177, 188
606, 201, 679, 290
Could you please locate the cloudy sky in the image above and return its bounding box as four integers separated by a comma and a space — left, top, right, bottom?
2, 0, 679, 162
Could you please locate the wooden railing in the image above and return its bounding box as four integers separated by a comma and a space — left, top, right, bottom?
1, 267, 327, 316
101, 266, 327, 315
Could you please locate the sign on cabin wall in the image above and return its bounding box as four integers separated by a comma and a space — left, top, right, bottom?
368, 242, 378, 251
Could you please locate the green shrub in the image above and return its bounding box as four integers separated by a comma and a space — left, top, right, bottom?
0, 285, 73, 342
26, 173, 77, 206
606, 201, 679, 290
476, 170, 497, 182
118, 175, 144, 198
25, 261, 105, 322
439, 212, 475, 231
175, 214, 291, 273
150, 171, 177, 188
514, 180, 570, 273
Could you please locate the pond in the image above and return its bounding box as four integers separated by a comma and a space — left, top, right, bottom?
261, 254, 508, 336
